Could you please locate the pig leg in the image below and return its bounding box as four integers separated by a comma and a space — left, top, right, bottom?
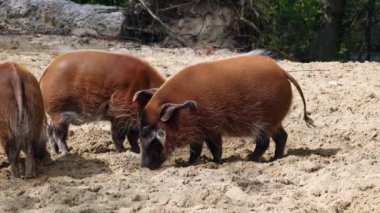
109, 90, 136, 153
34, 130, 49, 160
250, 134, 270, 162
5, 139, 20, 178
110, 120, 127, 152
49, 122, 69, 154
56, 111, 88, 154
205, 133, 223, 164
47, 124, 59, 154
188, 142, 203, 164
127, 128, 140, 153
25, 142, 36, 178
271, 126, 288, 160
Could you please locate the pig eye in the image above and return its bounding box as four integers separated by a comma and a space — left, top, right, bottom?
141, 126, 155, 143
156, 130, 166, 142
142, 126, 150, 136
157, 130, 165, 138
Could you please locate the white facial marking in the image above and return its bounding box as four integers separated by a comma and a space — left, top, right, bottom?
156, 129, 166, 144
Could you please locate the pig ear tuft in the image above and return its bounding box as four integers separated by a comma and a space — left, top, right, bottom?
160, 101, 198, 122
133, 88, 158, 107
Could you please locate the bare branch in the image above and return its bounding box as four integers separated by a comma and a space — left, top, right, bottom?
137, 0, 186, 46
239, 17, 261, 35
239, 0, 261, 35
158, 1, 197, 12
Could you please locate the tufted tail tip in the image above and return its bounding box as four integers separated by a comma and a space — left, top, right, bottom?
304, 114, 316, 128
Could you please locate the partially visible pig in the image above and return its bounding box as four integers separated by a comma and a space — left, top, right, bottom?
0, 62, 48, 178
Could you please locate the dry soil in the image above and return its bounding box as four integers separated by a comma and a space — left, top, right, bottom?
0, 35, 379, 213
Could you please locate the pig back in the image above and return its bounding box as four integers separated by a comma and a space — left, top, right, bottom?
155, 55, 292, 136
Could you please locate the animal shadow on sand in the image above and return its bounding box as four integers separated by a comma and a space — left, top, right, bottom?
285, 147, 340, 158
174, 147, 340, 168
0, 160, 9, 169
40, 153, 112, 179
174, 154, 246, 168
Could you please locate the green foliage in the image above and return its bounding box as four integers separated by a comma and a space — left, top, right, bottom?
70, 0, 129, 6
252, 0, 377, 61
267, 0, 321, 60
340, 0, 377, 60
69, 0, 377, 61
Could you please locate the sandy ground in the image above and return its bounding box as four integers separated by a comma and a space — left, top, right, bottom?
0, 35, 379, 213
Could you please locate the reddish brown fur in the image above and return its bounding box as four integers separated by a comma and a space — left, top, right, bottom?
0, 62, 48, 178
39, 50, 165, 153
138, 54, 313, 168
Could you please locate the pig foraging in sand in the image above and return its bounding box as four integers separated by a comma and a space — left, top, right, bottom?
134, 53, 314, 170
40, 50, 165, 154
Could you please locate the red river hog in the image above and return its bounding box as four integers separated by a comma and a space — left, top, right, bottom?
39, 50, 165, 154
0, 62, 48, 178
134, 53, 314, 169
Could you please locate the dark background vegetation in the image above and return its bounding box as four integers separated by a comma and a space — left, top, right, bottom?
71, 0, 130, 6
71, 0, 379, 62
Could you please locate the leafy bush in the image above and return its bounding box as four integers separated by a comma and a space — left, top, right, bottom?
268, 0, 321, 60
69, 0, 378, 61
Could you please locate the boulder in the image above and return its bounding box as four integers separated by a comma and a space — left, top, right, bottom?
0, 0, 124, 37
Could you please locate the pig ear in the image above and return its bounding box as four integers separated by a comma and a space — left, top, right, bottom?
133, 88, 158, 108
160, 101, 198, 122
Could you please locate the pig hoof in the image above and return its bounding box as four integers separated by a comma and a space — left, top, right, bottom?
130, 146, 140, 154
116, 147, 126, 153
24, 173, 36, 179
12, 173, 21, 179
248, 154, 262, 162
270, 155, 283, 162
60, 150, 70, 156
213, 158, 223, 164
50, 145, 59, 155
50, 148, 58, 155
188, 158, 200, 165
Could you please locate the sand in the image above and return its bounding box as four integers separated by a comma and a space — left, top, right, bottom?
0, 35, 379, 212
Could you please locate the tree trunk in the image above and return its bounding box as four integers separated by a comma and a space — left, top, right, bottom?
310, 0, 346, 61
365, 0, 375, 61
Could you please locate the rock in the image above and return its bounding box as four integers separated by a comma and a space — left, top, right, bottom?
0, 0, 124, 38
121, 0, 238, 48
328, 80, 342, 87
132, 194, 142, 202
88, 185, 101, 193
72, 28, 98, 37
370, 131, 378, 140
225, 186, 251, 202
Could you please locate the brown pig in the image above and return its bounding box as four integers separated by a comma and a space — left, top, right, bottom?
134, 53, 314, 169
0, 62, 48, 178
39, 50, 165, 154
